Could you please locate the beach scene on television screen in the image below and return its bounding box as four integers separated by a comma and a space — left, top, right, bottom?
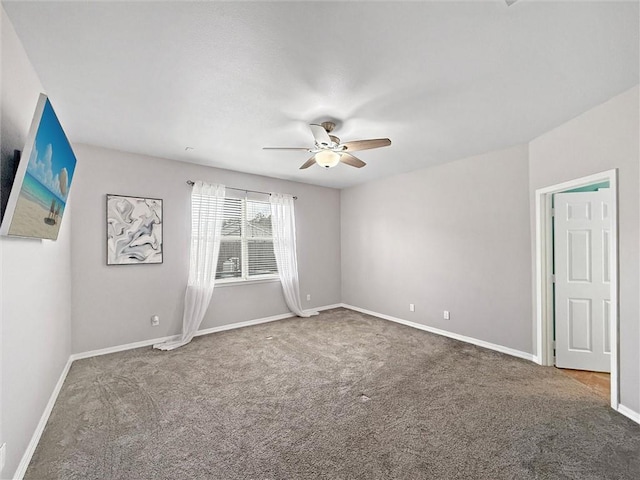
8, 100, 76, 240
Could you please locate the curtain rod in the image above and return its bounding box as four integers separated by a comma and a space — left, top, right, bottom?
186, 180, 297, 200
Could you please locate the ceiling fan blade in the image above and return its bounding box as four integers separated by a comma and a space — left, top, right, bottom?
340, 153, 366, 168
341, 138, 391, 152
299, 157, 317, 169
309, 124, 332, 146
263, 147, 310, 151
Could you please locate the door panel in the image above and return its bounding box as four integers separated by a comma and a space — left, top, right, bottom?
603, 300, 611, 354
554, 189, 611, 372
568, 298, 591, 351
567, 231, 591, 282
602, 230, 611, 283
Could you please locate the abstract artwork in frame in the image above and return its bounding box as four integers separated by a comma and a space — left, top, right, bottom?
107, 194, 163, 265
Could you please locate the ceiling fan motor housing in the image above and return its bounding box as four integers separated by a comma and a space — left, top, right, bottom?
321, 121, 336, 133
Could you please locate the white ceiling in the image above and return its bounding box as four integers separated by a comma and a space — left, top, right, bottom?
3, 1, 638, 189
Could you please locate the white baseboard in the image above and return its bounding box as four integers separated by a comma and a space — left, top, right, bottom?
341, 303, 536, 362
316, 303, 343, 311
617, 404, 640, 425
13, 357, 73, 480
71, 318, 291, 361
71, 303, 342, 362
192, 312, 295, 338
185, 304, 342, 336
70, 334, 174, 362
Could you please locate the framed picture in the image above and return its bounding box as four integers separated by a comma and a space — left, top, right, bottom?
0, 94, 77, 240
106, 194, 163, 265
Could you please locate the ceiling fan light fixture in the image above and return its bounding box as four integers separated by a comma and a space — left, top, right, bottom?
315, 150, 341, 168
264, 122, 391, 171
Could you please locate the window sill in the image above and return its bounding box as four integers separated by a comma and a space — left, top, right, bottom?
215, 276, 280, 288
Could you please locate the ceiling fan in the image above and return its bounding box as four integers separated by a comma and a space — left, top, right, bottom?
263, 121, 391, 169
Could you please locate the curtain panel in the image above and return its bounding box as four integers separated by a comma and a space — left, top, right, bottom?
154, 181, 226, 350
270, 193, 318, 318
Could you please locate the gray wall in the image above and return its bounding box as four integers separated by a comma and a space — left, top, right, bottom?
529, 86, 640, 412
341, 144, 533, 353
341, 85, 639, 414
70, 144, 341, 354
0, 7, 72, 478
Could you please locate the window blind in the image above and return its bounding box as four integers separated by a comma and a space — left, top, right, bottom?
192, 194, 277, 282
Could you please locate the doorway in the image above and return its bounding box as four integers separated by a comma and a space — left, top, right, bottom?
534, 169, 619, 409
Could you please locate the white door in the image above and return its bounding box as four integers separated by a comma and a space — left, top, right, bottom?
554, 189, 612, 372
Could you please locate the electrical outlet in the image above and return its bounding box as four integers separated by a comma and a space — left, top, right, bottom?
409, 303, 415, 312
306, 294, 311, 301
1, 443, 6, 473
151, 315, 160, 327
443, 310, 450, 320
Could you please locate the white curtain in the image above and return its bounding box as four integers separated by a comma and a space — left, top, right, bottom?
270, 193, 318, 318
154, 182, 226, 350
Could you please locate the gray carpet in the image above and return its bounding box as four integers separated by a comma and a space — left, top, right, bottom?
27, 308, 640, 479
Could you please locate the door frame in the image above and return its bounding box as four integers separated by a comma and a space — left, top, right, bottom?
534, 169, 619, 409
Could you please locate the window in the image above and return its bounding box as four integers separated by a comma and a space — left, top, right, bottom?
192, 196, 278, 283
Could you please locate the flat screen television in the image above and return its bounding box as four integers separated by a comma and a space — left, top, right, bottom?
0, 93, 77, 240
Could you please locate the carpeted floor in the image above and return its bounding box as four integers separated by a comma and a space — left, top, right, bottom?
27, 308, 640, 479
